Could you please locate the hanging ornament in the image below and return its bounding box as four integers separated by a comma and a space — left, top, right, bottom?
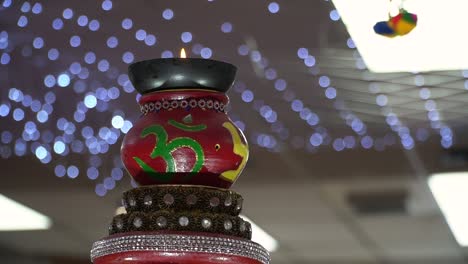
373, 21, 397, 38
389, 9, 418, 36
373, 0, 417, 37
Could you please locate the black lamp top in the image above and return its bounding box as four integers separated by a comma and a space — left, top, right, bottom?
128, 58, 237, 94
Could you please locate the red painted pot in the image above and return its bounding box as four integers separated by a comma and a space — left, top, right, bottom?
121, 89, 248, 189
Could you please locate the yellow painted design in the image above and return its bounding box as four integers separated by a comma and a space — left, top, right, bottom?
220, 122, 249, 182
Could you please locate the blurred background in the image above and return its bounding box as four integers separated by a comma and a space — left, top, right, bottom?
1, 0, 468, 263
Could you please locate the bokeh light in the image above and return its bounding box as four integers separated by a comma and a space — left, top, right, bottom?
162, 8, 174, 20
268, 2, 280, 13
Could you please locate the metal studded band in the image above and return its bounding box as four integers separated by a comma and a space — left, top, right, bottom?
123, 185, 243, 216
91, 234, 270, 264
110, 212, 252, 239
140, 98, 227, 115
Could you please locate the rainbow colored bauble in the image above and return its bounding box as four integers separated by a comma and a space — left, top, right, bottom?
374, 9, 417, 37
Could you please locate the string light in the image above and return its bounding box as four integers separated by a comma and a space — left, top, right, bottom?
0, 1, 455, 198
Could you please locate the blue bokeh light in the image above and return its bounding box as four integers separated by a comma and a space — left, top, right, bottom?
291, 99, 303, 112
67, 165, 79, 178
274, 79, 287, 91
54, 141, 66, 154
95, 184, 107, 196
48, 48, 59, 60
22, 95, 32, 107
98, 59, 110, 72
297, 48, 309, 59
70, 62, 82, 75
237, 45, 249, 56
162, 9, 174, 20
347, 38, 356, 49
200, 47, 212, 59
325, 87, 337, 99
1, 131, 13, 144
9, 88, 24, 102
84, 51, 96, 64
419, 88, 431, 100
87, 167, 99, 180
55, 165, 66, 177
144, 34, 156, 46
329, 9, 340, 21
309, 133, 323, 147
376, 94, 388, 106
111, 168, 123, 180
221, 22, 233, 33
84, 94, 97, 108
89, 20, 100, 31
241, 90, 254, 102
57, 73, 71, 87
181, 32, 192, 43
304, 55, 316, 67
35, 146, 47, 160
425, 100, 436, 111
0, 53, 10, 64
13, 108, 25, 121
77, 15, 88, 26
102, 0, 113, 11
21, 2, 31, 12
319, 76, 330, 88
135, 29, 146, 41
37, 110, 48, 123
161, 50, 173, 58
0, 104, 10, 117
121, 120, 133, 134
361, 136, 374, 149
268, 2, 280, 13
111, 115, 124, 129
122, 18, 133, 30
70, 35, 81, 47
33, 37, 44, 49
306, 113, 319, 126
63, 8, 74, 19
250, 51, 261, 62
107, 36, 119, 48
265, 68, 277, 80
122, 51, 134, 63
18, 16, 28, 27
14, 139, 27, 156
333, 138, 345, 151
3, 0, 12, 8
52, 18, 63, 30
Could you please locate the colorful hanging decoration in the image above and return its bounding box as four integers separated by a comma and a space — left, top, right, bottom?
373, 1, 418, 38
388, 9, 418, 36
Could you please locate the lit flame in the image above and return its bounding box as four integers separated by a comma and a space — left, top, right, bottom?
180, 48, 187, 58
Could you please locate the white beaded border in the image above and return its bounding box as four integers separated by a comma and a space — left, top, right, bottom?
91, 234, 270, 264
140, 98, 227, 115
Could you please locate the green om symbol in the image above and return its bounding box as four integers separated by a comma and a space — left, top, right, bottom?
133, 119, 206, 182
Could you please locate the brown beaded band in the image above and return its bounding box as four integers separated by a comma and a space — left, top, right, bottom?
123, 185, 243, 216
110, 212, 252, 239
140, 98, 227, 115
